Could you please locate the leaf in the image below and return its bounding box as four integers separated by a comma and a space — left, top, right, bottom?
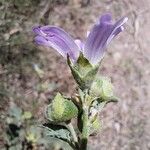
42, 137, 74, 150
8, 105, 22, 121
42, 123, 72, 143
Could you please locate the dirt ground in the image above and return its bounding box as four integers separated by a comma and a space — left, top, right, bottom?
0, 0, 150, 150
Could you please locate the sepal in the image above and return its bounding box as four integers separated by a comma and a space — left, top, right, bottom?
90, 76, 114, 101
46, 93, 78, 123
68, 53, 99, 90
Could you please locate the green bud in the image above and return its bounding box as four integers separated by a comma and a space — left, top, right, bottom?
46, 93, 78, 123
90, 117, 101, 135
90, 76, 114, 100
68, 53, 99, 90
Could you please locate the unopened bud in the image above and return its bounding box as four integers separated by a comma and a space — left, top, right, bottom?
46, 93, 78, 123
90, 77, 114, 100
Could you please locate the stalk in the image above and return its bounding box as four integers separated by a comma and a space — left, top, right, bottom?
80, 106, 89, 150
67, 122, 79, 149
67, 122, 78, 143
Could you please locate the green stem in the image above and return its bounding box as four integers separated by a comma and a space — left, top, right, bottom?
68, 122, 78, 143
80, 106, 89, 150
67, 122, 79, 149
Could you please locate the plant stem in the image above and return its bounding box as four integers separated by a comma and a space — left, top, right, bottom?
67, 122, 79, 148
80, 106, 89, 150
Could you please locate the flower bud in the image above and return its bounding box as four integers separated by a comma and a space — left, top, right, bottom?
68, 53, 99, 90
46, 93, 78, 123
90, 77, 114, 100
90, 117, 101, 135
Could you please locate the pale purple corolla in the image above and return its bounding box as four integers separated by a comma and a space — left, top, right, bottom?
33, 13, 128, 65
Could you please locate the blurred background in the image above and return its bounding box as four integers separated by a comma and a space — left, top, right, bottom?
0, 0, 150, 150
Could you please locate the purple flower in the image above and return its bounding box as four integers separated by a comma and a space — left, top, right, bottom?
33, 13, 128, 65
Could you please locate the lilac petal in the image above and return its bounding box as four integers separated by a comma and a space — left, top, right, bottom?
106, 26, 124, 45
34, 36, 49, 46
100, 13, 112, 23
75, 39, 84, 52
84, 14, 128, 65
84, 19, 112, 64
86, 31, 90, 37
33, 26, 42, 35
34, 35, 67, 58
106, 17, 128, 45
33, 26, 80, 63
35, 26, 79, 54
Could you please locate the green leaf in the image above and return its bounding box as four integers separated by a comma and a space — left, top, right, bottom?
42, 123, 72, 143
42, 137, 74, 150
8, 105, 22, 121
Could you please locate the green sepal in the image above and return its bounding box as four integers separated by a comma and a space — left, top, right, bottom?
90, 76, 115, 101
46, 93, 78, 123
67, 53, 99, 90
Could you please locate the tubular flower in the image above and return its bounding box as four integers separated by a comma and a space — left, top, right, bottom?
33, 13, 128, 65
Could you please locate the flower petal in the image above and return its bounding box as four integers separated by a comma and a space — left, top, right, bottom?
33, 26, 80, 63
33, 26, 42, 35
75, 39, 84, 52
34, 35, 48, 45
100, 13, 112, 23
106, 17, 128, 45
34, 35, 70, 58
84, 14, 128, 65
86, 31, 90, 37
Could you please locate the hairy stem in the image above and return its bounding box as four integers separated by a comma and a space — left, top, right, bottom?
67, 122, 79, 148
80, 106, 89, 150
68, 123, 78, 143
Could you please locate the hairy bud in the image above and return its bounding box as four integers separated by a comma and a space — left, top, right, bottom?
46, 93, 78, 123
90, 77, 114, 100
